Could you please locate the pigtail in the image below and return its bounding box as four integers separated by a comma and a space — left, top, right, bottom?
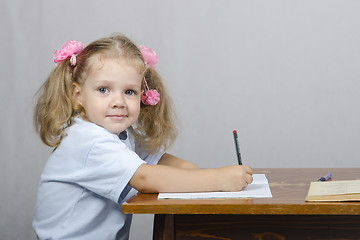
34, 60, 75, 147
136, 67, 178, 153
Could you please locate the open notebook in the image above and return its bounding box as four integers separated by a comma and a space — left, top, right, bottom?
158, 174, 272, 199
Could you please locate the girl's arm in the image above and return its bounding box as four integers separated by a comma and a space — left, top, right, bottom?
129, 162, 253, 193
157, 153, 199, 169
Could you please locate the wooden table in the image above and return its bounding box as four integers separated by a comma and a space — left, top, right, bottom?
123, 168, 360, 239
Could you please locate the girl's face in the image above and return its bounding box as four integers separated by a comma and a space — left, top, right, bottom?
74, 57, 142, 135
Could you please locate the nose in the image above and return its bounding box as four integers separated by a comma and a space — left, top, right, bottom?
111, 93, 126, 108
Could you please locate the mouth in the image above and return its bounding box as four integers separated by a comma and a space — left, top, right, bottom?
106, 114, 127, 120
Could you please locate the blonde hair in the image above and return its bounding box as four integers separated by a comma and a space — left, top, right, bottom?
34, 35, 177, 153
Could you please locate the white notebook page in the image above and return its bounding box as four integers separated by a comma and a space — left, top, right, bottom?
158, 174, 272, 199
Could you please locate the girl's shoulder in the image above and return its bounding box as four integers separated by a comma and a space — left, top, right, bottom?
65, 117, 120, 144
51, 117, 128, 166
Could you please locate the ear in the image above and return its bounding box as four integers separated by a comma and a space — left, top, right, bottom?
73, 83, 82, 106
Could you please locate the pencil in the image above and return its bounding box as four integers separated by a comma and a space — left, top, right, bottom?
233, 130, 242, 165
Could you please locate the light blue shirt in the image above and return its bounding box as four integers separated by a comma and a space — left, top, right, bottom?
33, 117, 163, 240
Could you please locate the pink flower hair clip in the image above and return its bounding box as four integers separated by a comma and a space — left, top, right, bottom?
141, 78, 160, 106
139, 46, 160, 106
138, 46, 158, 68
53, 40, 84, 66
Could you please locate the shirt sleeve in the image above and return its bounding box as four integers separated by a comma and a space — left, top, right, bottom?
75, 136, 145, 203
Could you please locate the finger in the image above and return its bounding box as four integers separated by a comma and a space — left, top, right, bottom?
246, 166, 254, 175
240, 165, 253, 175
246, 174, 253, 184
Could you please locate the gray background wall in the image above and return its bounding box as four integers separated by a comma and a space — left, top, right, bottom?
1, 0, 360, 239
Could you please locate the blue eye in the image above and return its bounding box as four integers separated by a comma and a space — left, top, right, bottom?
98, 87, 109, 94
125, 90, 136, 95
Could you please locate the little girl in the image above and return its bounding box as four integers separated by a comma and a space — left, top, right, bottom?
33, 34, 253, 240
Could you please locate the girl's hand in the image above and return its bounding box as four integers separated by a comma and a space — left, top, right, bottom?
217, 165, 253, 191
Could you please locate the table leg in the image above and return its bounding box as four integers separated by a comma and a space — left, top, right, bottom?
153, 214, 175, 240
